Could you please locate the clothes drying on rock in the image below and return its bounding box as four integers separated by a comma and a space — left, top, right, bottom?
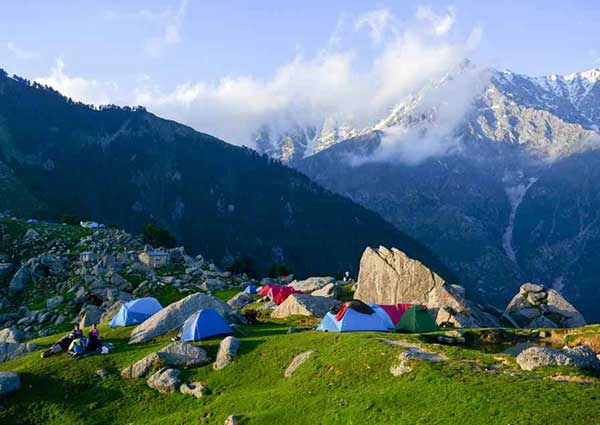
180, 308, 233, 341
110, 297, 163, 327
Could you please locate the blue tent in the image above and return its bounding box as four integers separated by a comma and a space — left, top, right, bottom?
181, 309, 233, 341
109, 297, 162, 327
244, 284, 258, 294
317, 305, 392, 332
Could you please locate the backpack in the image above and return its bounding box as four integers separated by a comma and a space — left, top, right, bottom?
69, 337, 87, 355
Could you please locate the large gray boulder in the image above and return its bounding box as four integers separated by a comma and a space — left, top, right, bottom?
289, 277, 335, 293
157, 341, 209, 367
354, 246, 498, 327
0, 371, 21, 395
516, 346, 600, 371
271, 294, 340, 319
311, 283, 339, 298
147, 368, 181, 393
129, 293, 233, 344
227, 292, 254, 310
79, 305, 103, 328
213, 336, 240, 370
504, 283, 586, 328
100, 301, 123, 324
121, 341, 209, 379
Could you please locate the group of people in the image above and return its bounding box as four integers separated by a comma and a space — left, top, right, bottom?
41, 323, 110, 358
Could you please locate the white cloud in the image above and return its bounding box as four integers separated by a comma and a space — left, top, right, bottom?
35, 58, 119, 105
416, 5, 456, 36
355, 8, 394, 44
6, 42, 34, 60
34, 6, 484, 165
144, 0, 188, 57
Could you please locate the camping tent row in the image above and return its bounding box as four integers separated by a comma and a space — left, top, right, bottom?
317, 301, 438, 333
110, 297, 233, 341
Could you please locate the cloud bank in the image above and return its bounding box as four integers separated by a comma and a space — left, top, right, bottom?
35, 6, 485, 164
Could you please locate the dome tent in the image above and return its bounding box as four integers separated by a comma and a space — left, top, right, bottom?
317, 302, 392, 333
110, 297, 162, 327
395, 305, 438, 333
181, 309, 233, 341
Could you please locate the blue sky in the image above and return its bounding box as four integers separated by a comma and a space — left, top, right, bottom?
1, 1, 599, 145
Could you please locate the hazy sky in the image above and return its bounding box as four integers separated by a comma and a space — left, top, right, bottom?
1, 1, 599, 146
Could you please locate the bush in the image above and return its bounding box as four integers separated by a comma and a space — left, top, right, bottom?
143, 223, 176, 248
268, 263, 293, 279
61, 214, 81, 226
227, 256, 257, 278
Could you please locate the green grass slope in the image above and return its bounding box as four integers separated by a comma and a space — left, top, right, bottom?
1, 322, 600, 424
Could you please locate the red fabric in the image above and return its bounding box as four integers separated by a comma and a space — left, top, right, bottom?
273, 286, 303, 304
379, 304, 416, 324
258, 285, 302, 304
335, 303, 349, 321
257, 285, 275, 297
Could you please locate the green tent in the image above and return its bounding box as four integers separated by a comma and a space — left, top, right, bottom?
395, 305, 438, 333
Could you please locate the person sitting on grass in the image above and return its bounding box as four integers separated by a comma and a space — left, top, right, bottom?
41, 323, 84, 358
68, 335, 87, 357
86, 323, 102, 352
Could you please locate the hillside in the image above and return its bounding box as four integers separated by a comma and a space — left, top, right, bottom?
0, 69, 446, 278
2, 321, 600, 424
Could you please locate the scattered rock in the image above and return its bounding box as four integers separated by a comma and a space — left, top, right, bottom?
121, 353, 163, 379
516, 346, 600, 371
146, 368, 181, 393
354, 246, 499, 328
129, 293, 233, 344
46, 295, 64, 309
390, 354, 414, 376
0, 341, 37, 363
0, 371, 21, 395
180, 381, 209, 398
289, 277, 335, 293
284, 350, 316, 378
271, 294, 340, 319
213, 336, 240, 370
100, 301, 123, 324
0, 327, 24, 343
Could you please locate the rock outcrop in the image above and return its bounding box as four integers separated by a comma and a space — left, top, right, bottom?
504, 283, 586, 328
227, 292, 254, 310
129, 293, 233, 344
271, 294, 340, 319
354, 246, 499, 327
516, 346, 600, 371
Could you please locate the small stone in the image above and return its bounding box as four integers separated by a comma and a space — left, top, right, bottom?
96, 368, 110, 379
224, 415, 241, 425
180, 381, 209, 398
0, 371, 21, 395
284, 350, 315, 378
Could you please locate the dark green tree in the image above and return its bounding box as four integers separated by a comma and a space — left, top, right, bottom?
143, 223, 176, 248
